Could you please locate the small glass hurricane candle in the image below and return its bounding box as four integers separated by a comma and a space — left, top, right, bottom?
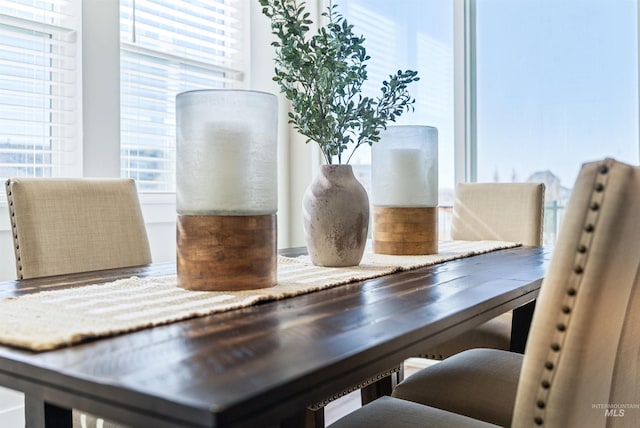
372, 125, 438, 255
176, 89, 278, 291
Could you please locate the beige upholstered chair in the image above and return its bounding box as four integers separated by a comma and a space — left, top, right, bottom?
5, 177, 151, 428
450, 182, 545, 246
329, 158, 640, 427
6, 178, 152, 279
422, 182, 545, 359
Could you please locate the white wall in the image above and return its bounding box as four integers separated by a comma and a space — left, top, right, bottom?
82, 0, 120, 178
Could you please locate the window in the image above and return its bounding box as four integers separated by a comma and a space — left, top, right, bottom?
0, 0, 80, 179
339, 0, 455, 200
471, 0, 639, 243
119, 0, 246, 192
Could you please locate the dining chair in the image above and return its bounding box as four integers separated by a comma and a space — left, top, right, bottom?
421, 182, 545, 359
328, 158, 640, 427
5, 177, 152, 428
5, 177, 152, 279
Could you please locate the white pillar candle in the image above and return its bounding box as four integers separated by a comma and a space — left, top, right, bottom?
177, 124, 251, 214
378, 148, 424, 205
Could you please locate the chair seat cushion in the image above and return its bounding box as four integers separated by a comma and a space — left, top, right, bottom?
327, 396, 499, 428
392, 348, 523, 427
420, 313, 512, 359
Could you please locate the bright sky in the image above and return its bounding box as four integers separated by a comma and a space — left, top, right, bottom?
476, 0, 638, 188
341, 0, 639, 195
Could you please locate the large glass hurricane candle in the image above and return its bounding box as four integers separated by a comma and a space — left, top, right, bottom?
372, 125, 438, 255
176, 90, 278, 291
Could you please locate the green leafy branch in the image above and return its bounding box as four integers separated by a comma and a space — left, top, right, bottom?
260, 0, 420, 164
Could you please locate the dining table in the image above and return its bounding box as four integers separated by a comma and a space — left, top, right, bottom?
0, 244, 551, 428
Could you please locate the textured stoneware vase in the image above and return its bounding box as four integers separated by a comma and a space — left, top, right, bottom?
303, 165, 369, 266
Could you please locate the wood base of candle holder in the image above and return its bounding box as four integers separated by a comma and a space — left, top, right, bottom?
177, 214, 277, 291
373, 207, 438, 255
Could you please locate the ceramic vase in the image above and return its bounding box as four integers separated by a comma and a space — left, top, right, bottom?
303, 165, 369, 266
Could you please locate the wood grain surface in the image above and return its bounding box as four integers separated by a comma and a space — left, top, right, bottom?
373, 206, 438, 255
177, 214, 277, 291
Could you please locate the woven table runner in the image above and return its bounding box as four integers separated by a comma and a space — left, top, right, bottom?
0, 240, 519, 351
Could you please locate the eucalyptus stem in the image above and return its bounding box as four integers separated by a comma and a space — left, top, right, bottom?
260, 0, 420, 164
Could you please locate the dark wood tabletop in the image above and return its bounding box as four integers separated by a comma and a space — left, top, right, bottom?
0, 245, 551, 428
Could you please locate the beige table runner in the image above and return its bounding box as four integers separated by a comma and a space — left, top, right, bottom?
0, 240, 519, 351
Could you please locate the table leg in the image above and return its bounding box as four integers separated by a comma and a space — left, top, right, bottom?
25, 395, 72, 428
305, 407, 325, 428
278, 408, 307, 428
511, 300, 537, 354
360, 369, 401, 405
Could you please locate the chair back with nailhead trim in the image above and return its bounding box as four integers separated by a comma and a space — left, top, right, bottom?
512, 158, 640, 427
5, 178, 152, 279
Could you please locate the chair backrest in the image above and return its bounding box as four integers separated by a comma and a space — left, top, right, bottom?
450, 182, 545, 246
6, 178, 152, 279
513, 158, 640, 427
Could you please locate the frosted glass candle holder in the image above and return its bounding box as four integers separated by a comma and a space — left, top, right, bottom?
176, 90, 277, 215
176, 90, 278, 291
372, 126, 439, 255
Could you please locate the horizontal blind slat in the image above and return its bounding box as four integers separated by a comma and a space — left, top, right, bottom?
120, 0, 245, 192
0, 1, 79, 179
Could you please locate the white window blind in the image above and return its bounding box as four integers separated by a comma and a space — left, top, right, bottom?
120, 0, 246, 192
0, 0, 79, 179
